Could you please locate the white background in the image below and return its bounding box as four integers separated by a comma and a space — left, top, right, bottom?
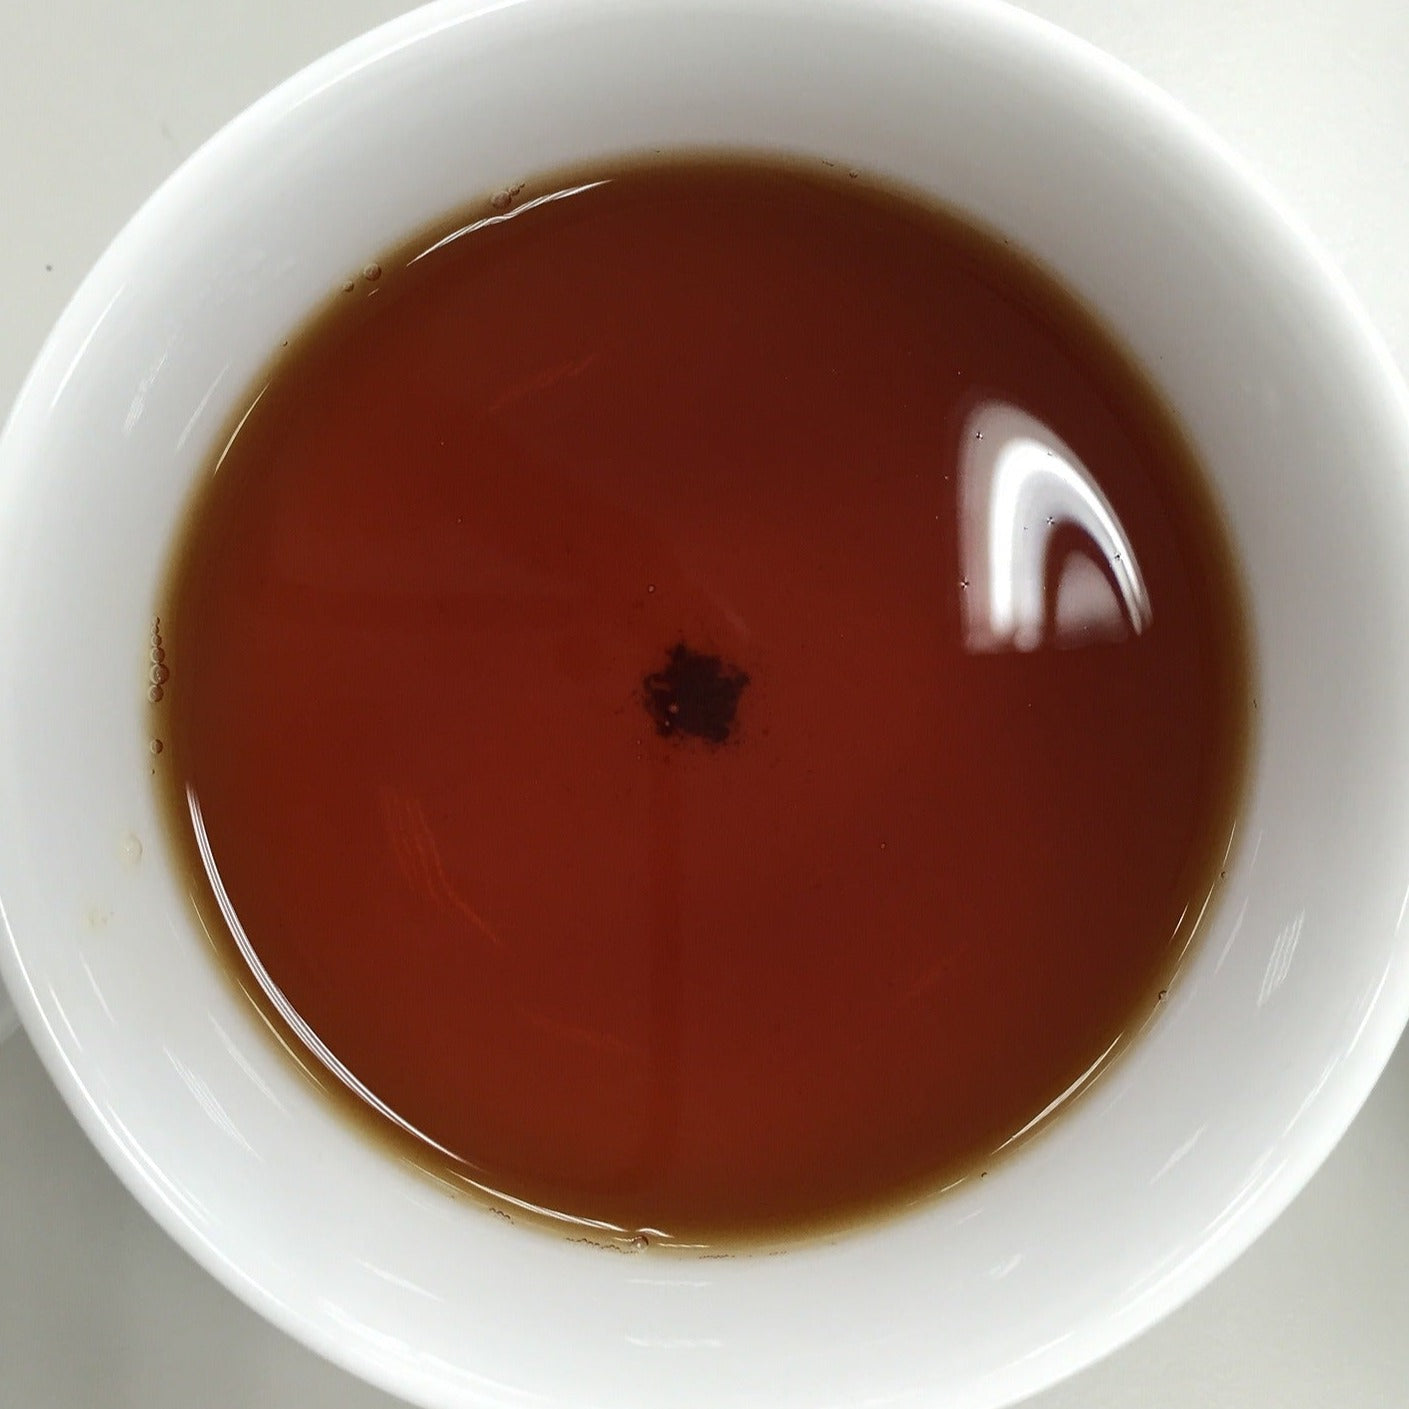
2, 1, 1407, 1405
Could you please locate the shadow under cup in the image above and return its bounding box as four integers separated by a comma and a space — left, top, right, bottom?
2, 2, 1409, 1408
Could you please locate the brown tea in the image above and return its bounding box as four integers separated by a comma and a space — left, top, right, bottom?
155, 159, 1248, 1247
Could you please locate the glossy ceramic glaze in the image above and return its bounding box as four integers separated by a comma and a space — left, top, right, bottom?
2, 1, 1409, 1406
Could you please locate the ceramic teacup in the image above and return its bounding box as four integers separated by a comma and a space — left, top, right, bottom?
3, 2, 1409, 1405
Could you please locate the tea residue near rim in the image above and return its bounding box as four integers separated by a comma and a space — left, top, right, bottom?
156, 159, 1248, 1247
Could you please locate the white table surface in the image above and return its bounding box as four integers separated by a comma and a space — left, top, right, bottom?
3, 2, 1408, 1405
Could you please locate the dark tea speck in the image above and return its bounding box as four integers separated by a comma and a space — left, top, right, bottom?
643, 642, 749, 744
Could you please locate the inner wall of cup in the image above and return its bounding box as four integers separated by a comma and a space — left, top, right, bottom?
5, 2, 1409, 1406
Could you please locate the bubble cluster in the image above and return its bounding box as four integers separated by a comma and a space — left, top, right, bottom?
489, 182, 525, 213
148, 617, 167, 703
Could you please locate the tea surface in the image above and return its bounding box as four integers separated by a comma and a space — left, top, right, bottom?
157, 160, 1248, 1246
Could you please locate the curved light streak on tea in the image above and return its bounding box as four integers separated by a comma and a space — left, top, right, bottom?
189, 786, 654, 1240
188, 785, 462, 1163
959, 401, 1152, 652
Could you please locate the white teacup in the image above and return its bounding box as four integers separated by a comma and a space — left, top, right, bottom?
3, 1, 1409, 1405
